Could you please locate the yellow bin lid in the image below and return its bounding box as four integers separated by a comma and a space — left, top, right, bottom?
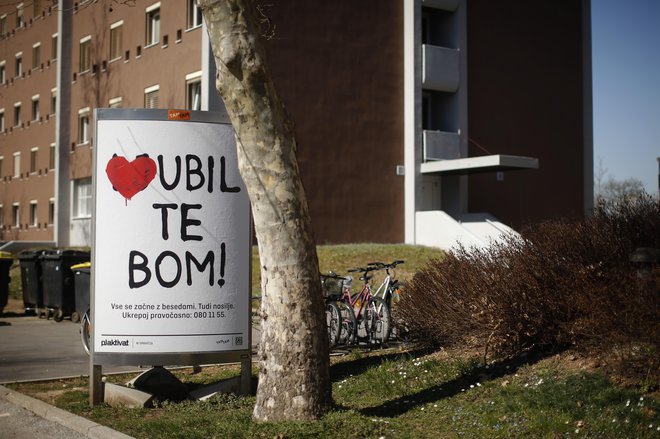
71, 261, 91, 270
0, 251, 13, 260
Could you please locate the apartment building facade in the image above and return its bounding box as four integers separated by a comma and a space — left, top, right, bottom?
0, 0, 592, 249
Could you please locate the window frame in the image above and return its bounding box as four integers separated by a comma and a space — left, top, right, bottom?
15, 52, 22, 77
49, 143, 55, 170
29, 147, 38, 174
51, 33, 58, 61
108, 96, 123, 108
186, 71, 202, 111
145, 3, 161, 47
109, 20, 123, 61
187, 0, 202, 29
78, 107, 90, 145
13, 102, 21, 127
12, 203, 20, 228
31, 95, 40, 121
79, 35, 91, 73
12, 152, 20, 178
32, 42, 41, 70
29, 200, 38, 227
73, 178, 93, 219
144, 84, 160, 109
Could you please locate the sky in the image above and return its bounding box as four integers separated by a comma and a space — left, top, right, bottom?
591, 0, 660, 196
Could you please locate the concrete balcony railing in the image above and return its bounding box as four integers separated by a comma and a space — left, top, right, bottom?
422, 0, 459, 11
422, 44, 460, 93
423, 129, 461, 161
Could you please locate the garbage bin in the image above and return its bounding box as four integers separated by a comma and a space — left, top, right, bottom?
18, 249, 46, 317
71, 262, 91, 324
0, 251, 13, 315
41, 250, 90, 322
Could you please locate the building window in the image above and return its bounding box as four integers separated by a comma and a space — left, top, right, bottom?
73, 178, 93, 218
49, 143, 55, 169
31, 96, 39, 121
0, 15, 6, 35
12, 203, 19, 228
186, 72, 202, 110
51, 89, 57, 114
145, 3, 160, 46
30, 147, 38, 173
0, 110, 4, 132
32, 43, 41, 69
33, 0, 42, 17
78, 108, 90, 144
79, 36, 91, 72
15, 53, 22, 77
16, 4, 24, 28
110, 21, 123, 61
48, 198, 55, 225
14, 103, 21, 127
51, 34, 58, 60
109, 97, 123, 108
13, 152, 20, 178
187, 0, 202, 29
144, 85, 159, 109
0, 156, 3, 178
0, 61, 5, 84
29, 201, 37, 227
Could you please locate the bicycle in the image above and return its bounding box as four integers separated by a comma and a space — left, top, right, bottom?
367, 260, 404, 307
320, 272, 355, 347
341, 266, 392, 345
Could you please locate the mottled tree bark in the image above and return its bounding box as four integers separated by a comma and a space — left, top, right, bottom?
198, 0, 331, 421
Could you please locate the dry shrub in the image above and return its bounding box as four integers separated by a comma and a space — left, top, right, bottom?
397, 195, 659, 370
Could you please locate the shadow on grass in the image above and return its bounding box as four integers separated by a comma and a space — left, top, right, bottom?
330, 346, 434, 383
357, 347, 563, 418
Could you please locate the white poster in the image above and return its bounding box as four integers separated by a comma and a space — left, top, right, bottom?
93, 110, 250, 354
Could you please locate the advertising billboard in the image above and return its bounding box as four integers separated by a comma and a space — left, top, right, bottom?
92, 109, 250, 364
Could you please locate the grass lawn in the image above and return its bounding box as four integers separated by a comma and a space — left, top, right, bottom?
7, 348, 659, 438
4, 244, 658, 437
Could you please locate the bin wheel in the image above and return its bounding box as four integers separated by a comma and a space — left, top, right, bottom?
71, 311, 80, 323
53, 309, 64, 322
44, 308, 51, 320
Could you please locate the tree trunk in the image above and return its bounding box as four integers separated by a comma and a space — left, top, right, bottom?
199, 0, 331, 421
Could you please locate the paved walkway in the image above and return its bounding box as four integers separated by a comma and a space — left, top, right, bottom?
0, 385, 131, 439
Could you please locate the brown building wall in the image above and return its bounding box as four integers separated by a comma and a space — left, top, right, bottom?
466, 0, 588, 229
68, 0, 203, 180
0, 3, 58, 241
263, 0, 405, 244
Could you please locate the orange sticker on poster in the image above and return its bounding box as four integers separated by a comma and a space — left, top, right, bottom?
168, 110, 191, 120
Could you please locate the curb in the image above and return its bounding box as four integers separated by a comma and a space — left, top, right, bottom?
0, 384, 134, 439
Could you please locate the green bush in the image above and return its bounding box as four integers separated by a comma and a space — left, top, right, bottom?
397, 195, 659, 374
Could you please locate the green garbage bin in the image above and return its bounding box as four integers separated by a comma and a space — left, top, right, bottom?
18, 249, 46, 317
71, 262, 91, 324
41, 250, 90, 322
0, 251, 13, 315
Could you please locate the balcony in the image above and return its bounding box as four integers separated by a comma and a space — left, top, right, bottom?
422, 44, 459, 93
423, 129, 461, 160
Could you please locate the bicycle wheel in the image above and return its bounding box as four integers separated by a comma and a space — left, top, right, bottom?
80, 309, 91, 355
366, 297, 392, 344
336, 300, 356, 345
325, 301, 341, 348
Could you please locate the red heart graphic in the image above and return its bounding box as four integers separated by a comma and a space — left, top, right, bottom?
106, 154, 157, 201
